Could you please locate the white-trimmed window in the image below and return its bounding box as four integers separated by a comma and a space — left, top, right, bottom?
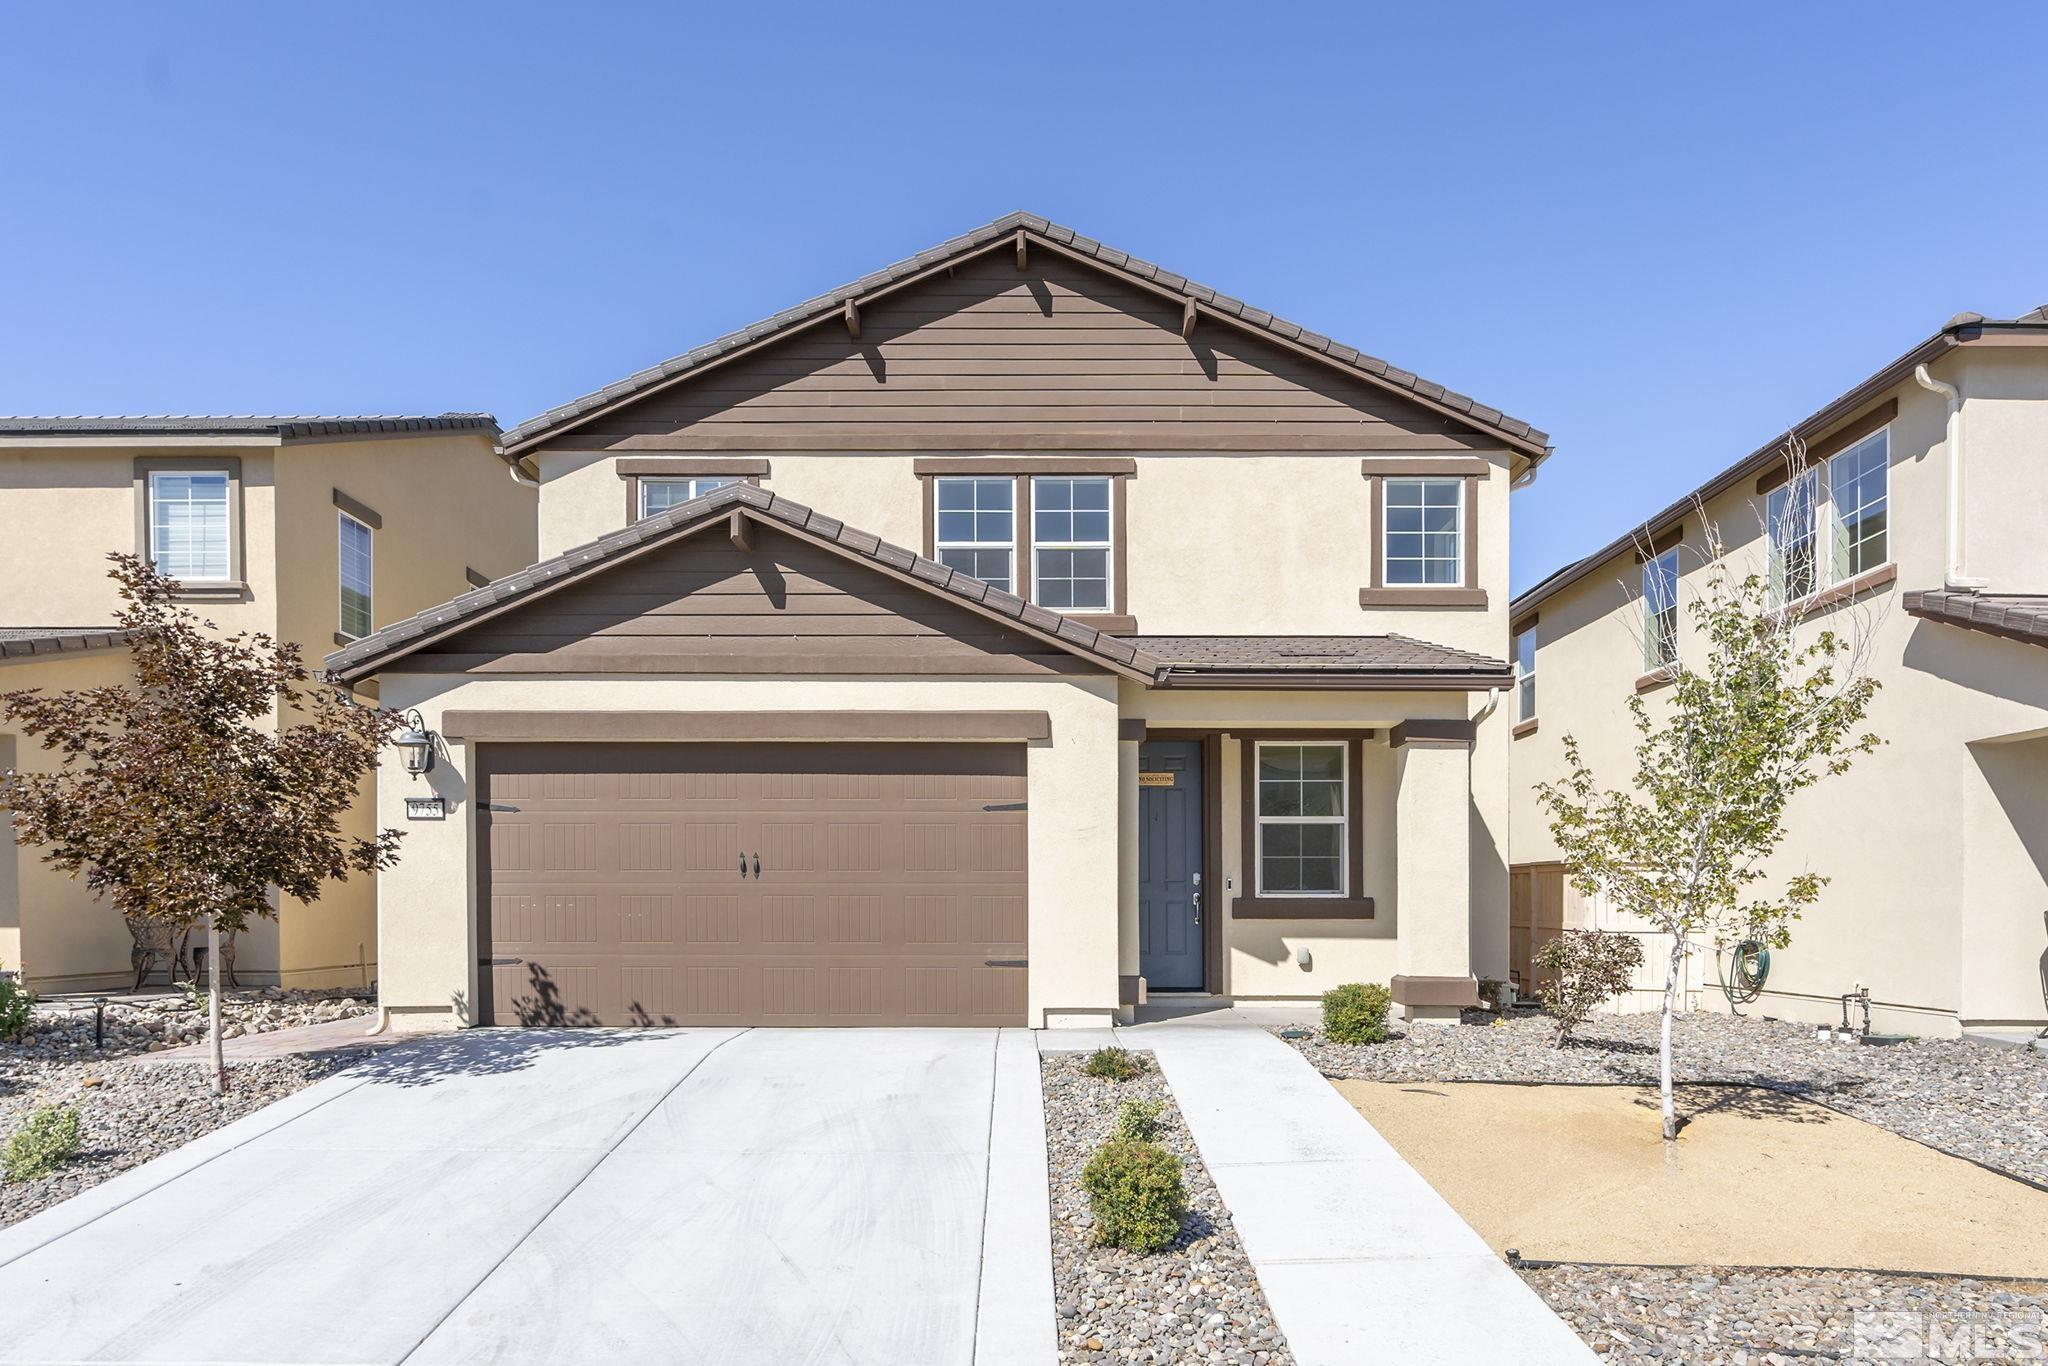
1642, 547, 1679, 669
1829, 430, 1889, 578
1031, 475, 1111, 610
934, 476, 1015, 591
1514, 625, 1537, 721
639, 475, 738, 518
338, 512, 373, 639
1254, 741, 1347, 896
1383, 477, 1463, 586
1768, 468, 1821, 605
147, 470, 232, 582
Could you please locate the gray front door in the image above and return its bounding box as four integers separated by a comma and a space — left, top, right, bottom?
1138, 739, 1205, 991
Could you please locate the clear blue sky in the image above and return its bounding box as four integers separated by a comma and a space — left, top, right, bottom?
3, 2, 2043, 592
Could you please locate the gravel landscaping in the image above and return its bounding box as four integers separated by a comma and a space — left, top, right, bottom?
1520, 1262, 2048, 1365
2, 990, 376, 1229
1041, 1050, 1292, 1365
1288, 1008, 2048, 1186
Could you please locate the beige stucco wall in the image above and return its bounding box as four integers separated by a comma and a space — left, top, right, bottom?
0, 433, 537, 992
535, 448, 1516, 649
1509, 347, 2048, 1035
1120, 685, 1506, 1002
371, 671, 1123, 1030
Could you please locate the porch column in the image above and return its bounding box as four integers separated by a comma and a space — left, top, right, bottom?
1116, 719, 1144, 1024
1391, 719, 1479, 1024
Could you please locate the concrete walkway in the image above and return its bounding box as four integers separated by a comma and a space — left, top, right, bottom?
0, 1027, 1055, 1366
1058, 1018, 1597, 1366
135, 1014, 410, 1063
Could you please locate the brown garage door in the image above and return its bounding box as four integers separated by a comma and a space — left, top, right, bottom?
476, 742, 1028, 1027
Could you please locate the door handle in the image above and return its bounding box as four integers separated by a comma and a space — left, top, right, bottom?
739, 851, 748, 878
1192, 888, 1202, 926
751, 853, 761, 880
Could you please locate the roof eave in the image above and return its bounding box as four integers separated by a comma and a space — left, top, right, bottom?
1152, 668, 1512, 691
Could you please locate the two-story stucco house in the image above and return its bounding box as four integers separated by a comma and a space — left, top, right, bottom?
327, 213, 1550, 1032
0, 416, 538, 992
1507, 309, 2048, 1038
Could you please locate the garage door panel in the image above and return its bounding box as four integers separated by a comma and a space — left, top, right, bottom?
479, 742, 1027, 1027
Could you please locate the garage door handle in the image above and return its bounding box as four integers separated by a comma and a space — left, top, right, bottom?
984, 959, 1027, 969
751, 853, 761, 879
487, 956, 524, 967
739, 852, 747, 877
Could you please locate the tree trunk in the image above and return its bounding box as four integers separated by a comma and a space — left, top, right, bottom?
207, 915, 227, 1096
1659, 935, 1685, 1141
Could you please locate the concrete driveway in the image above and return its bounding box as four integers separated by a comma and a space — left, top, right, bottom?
0, 1028, 1053, 1366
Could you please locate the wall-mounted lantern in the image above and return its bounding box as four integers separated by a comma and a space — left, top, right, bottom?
392, 710, 437, 780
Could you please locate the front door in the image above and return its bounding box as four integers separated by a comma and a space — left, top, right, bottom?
1138, 739, 1205, 991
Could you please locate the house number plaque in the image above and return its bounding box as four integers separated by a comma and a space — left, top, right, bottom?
1138, 771, 1176, 788
405, 797, 448, 820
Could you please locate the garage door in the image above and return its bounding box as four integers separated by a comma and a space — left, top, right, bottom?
476, 742, 1028, 1027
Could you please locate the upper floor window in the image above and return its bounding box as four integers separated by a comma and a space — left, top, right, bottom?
147, 470, 232, 583
1255, 741, 1348, 896
1514, 625, 1537, 721
1829, 430, 1888, 578
337, 512, 373, 639
1383, 477, 1464, 586
1767, 467, 1821, 604
639, 475, 737, 519
934, 476, 1015, 592
1032, 476, 1112, 610
1642, 546, 1679, 669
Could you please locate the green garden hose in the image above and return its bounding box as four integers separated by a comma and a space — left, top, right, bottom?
1723, 940, 1770, 1007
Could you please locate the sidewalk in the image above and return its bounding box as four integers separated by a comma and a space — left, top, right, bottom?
133, 1015, 408, 1064
1047, 1019, 1596, 1366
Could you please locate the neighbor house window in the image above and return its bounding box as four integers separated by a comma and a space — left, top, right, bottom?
1382, 477, 1463, 586
933, 476, 1015, 591
1829, 430, 1889, 578
147, 470, 232, 582
337, 512, 373, 639
1767, 467, 1820, 605
1032, 476, 1111, 610
1514, 625, 1537, 721
1254, 741, 1348, 896
1642, 547, 1679, 669
639, 475, 737, 518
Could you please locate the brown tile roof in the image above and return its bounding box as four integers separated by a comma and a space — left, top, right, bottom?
1512, 308, 2048, 619
325, 486, 1505, 692
501, 211, 1548, 459
0, 627, 131, 659
0, 414, 499, 440
1135, 635, 1509, 684
1903, 590, 2048, 649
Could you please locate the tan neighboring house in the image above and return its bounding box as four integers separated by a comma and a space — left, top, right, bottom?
0, 415, 538, 992
327, 212, 1551, 1033
1508, 309, 2048, 1038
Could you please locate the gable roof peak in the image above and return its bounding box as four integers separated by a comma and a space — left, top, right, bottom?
501, 213, 1549, 458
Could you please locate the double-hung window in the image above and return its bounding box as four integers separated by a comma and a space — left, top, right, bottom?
1514, 626, 1537, 722
1767, 467, 1821, 605
337, 512, 374, 639
1828, 430, 1888, 579
1642, 547, 1679, 670
933, 477, 1015, 591
147, 470, 232, 583
1383, 477, 1464, 586
1254, 741, 1348, 896
639, 475, 738, 519
1032, 476, 1112, 610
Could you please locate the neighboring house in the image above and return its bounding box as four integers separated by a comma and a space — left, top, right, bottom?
327, 212, 1550, 1032
1508, 309, 2048, 1038
0, 416, 538, 992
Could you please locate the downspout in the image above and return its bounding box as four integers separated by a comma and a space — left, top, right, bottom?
1473, 686, 1502, 724
1913, 364, 1989, 590
506, 450, 540, 489
364, 1004, 389, 1036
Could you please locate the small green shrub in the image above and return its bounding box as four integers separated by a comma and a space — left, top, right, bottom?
1534, 930, 1644, 1045
1112, 1098, 1165, 1142
0, 969, 34, 1042
1321, 982, 1392, 1044
1082, 1046, 1148, 1082
1080, 1138, 1187, 1253
3, 1104, 82, 1182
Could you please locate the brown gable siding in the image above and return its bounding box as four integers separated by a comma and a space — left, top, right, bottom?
414, 519, 1104, 677
533, 254, 1502, 454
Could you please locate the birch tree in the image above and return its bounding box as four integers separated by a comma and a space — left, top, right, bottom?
1535, 450, 1882, 1140
0, 555, 403, 1093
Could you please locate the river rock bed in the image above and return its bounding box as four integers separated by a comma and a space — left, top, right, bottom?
10, 988, 373, 1060
1041, 1050, 1292, 1365
1521, 1262, 2048, 1364
1288, 1009, 2048, 1185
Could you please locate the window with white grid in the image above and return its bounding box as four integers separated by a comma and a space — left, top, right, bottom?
1031, 475, 1111, 610
147, 470, 232, 582
639, 475, 739, 519
338, 512, 373, 639
933, 476, 1015, 591
1383, 477, 1463, 586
